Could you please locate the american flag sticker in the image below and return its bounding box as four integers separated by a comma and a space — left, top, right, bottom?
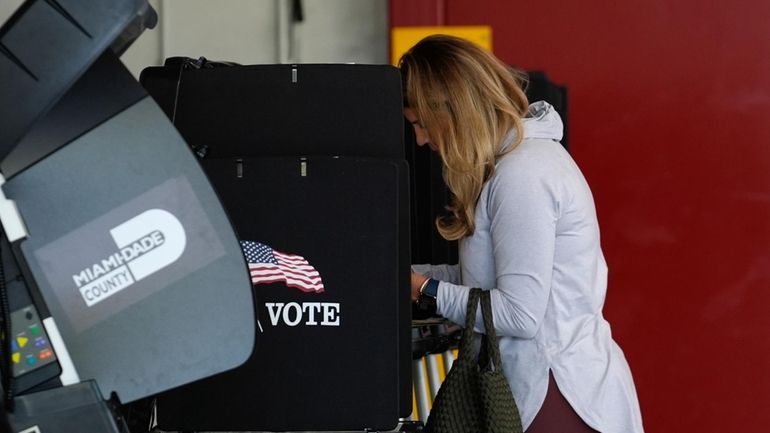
240, 240, 325, 293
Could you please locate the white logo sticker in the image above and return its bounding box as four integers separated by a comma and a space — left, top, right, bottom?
72, 209, 186, 307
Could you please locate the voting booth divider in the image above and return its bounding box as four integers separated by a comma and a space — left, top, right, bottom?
141, 60, 412, 432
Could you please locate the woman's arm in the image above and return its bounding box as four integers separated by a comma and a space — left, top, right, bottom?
410, 264, 461, 301
437, 155, 560, 339
411, 263, 461, 283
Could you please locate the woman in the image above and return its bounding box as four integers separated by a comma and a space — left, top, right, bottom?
402, 35, 644, 433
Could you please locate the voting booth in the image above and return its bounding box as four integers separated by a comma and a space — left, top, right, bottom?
141, 60, 412, 431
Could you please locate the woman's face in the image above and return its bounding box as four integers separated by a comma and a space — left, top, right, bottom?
404, 108, 437, 151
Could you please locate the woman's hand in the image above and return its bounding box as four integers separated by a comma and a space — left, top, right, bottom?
411, 271, 430, 302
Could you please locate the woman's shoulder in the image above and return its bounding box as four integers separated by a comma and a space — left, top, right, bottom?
496, 138, 569, 180
484, 142, 562, 207
485, 138, 580, 212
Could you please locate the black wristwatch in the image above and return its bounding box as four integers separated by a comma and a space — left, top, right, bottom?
416, 278, 439, 313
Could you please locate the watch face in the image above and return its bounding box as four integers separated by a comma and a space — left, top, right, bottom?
416, 294, 438, 315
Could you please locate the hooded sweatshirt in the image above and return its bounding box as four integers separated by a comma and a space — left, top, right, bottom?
414, 101, 644, 432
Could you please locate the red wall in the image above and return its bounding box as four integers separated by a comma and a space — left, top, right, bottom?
391, 1, 770, 431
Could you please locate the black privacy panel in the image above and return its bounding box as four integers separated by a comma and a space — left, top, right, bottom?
0, 0, 154, 159
157, 156, 410, 432
140, 62, 404, 159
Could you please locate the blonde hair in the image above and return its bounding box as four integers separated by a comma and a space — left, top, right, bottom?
400, 35, 529, 240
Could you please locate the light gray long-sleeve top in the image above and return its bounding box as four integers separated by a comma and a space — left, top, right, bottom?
413, 101, 644, 432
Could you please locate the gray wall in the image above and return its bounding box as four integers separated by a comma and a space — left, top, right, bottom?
1, 0, 388, 78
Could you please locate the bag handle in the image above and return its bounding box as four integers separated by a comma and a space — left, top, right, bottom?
479, 290, 504, 371
457, 289, 504, 370
457, 288, 483, 363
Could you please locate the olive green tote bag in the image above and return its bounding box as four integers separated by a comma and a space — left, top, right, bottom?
425, 288, 523, 433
